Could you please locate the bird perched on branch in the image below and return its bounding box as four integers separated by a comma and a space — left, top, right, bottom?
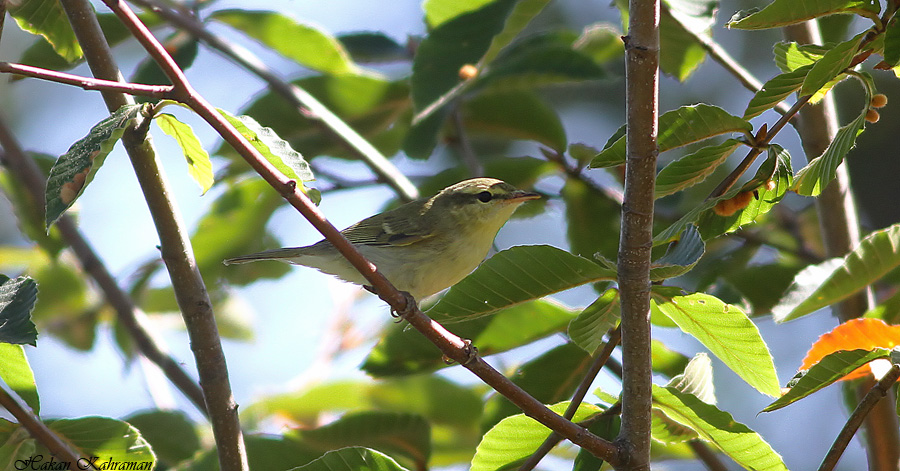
224, 178, 540, 300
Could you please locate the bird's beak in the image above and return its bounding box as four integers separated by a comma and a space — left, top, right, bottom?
508, 190, 541, 202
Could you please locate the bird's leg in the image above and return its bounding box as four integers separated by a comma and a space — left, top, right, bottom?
364, 286, 417, 322
443, 339, 479, 365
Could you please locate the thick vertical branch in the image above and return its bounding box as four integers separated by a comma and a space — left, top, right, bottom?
615, 0, 659, 468
57, 1, 247, 470
784, 21, 900, 471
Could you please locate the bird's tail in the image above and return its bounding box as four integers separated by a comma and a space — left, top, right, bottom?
223, 247, 304, 266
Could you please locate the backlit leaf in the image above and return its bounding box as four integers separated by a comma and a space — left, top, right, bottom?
649, 224, 705, 281
46, 417, 155, 469
743, 67, 809, 119
568, 289, 620, 353
0, 344, 39, 414
727, 0, 880, 30
155, 113, 213, 194
655, 139, 743, 198
800, 318, 900, 381
289, 447, 409, 471
800, 32, 864, 97
8, 0, 82, 61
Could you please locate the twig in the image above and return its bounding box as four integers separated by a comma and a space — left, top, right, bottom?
818, 365, 900, 471
126, 0, 419, 202
450, 106, 484, 176
0, 114, 208, 415
0, 62, 173, 98
0, 382, 96, 470
541, 148, 624, 205
688, 440, 729, 471
518, 327, 622, 471
617, 0, 661, 465
57, 1, 247, 469
99, 0, 622, 464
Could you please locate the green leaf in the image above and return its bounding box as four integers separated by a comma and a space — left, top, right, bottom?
568, 289, 620, 353
291, 411, 430, 468
0, 419, 36, 470
591, 104, 752, 168
218, 109, 318, 202
8, 0, 82, 62
289, 447, 410, 471
763, 348, 893, 412
743, 67, 809, 119
792, 99, 868, 196
0, 276, 38, 346
155, 113, 214, 194
424, 0, 498, 27
652, 340, 693, 379
363, 299, 574, 376
650, 224, 705, 281
659, 0, 716, 81
45, 104, 143, 229
131, 32, 199, 93
46, 417, 155, 468
210, 10, 358, 75
652, 386, 788, 470
667, 353, 716, 403
479, 0, 553, 67
124, 410, 199, 467
426, 245, 616, 322
773, 42, 829, 73
884, 17, 900, 66
652, 290, 781, 396
800, 32, 864, 97
482, 343, 592, 431
188, 434, 322, 471
338, 33, 410, 63
562, 178, 621, 261
0, 153, 66, 256
726, 0, 880, 30
462, 91, 567, 152
573, 23, 624, 65
655, 139, 743, 198
0, 344, 39, 415
774, 224, 900, 322
471, 402, 601, 471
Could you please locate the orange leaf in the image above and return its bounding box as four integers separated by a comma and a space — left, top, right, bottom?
800, 318, 900, 381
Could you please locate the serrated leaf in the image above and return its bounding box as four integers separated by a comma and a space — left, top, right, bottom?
46, 417, 155, 468
653, 386, 788, 470
218, 109, 318, 202
652, 290, 781, 396
763, 348, 893, 412
45, 104, 143, 228
884, 17, 900, 66
800, 318, 900, 381
481, 343, 591, 431
363, 299, 574, 376
773, 42, 829, 73
289, 447, 410, 471
743, 67, 809, 119
800, 32, 864, 97
774, 224, 900, 322
568, 289, 620, 353
471, 402, 601, 471
655, 139, 743, 198
726, 0, 880, 30
210, 10, 357, 75
426, 245, 616, 322
650, 225, 705, 281
0, 277, 38, 347
155, 114, 213, 194
792, 100, 868, 196
0, 344, 39, 415
591, 104, 752, 168
8, 0, 82, 62
291, 411, 430, 467
124, 410, 199, 467
462, 91, 567, 152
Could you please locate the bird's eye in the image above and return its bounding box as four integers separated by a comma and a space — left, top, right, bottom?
477, 191, 493, 203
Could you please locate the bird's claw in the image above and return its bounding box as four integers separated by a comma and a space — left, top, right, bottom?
442, 339, 479, 365
389, 290, 417, 322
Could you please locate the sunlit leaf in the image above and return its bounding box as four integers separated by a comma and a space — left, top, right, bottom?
568, 289, 620, 353
8, 0, 82, 61
655, 139, 743, 198
423, 0, 497, 27
45, 104, 143, 228
0, 276, 38, 346
573, 23, 624, 65
743, 67, 809, 119
800, 318, 900, 381
727, 0, 880, 30
426, 245, 616, 322
46, 417, 155, 469
289, 447, 410, 471
0, 344, 39, 414
763, 348, 894, 412
800, 32, 864, 97
653, 386, 788, 470
155, 113, 213, 194
773, 42, 828, 72
125, 410, 199, 467
773, 224, 900, 322
210, 9, 358, 75
884, 16, 900, 66
652, 290, 781, 396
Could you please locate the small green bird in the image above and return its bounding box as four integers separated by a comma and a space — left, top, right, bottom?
224, 178, 540, 299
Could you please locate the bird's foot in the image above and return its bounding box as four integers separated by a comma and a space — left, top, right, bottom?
442, 339, 479, 366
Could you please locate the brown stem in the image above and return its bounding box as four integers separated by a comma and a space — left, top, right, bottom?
0, 114, 208, 415
784, 21, 899, 471
0, 62, 173, 98
616, 0, 660, 466
818, 365, 900, 471
57, 1, 247, 469
0, 384, 96, 470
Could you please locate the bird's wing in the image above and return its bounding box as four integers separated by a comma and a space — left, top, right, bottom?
342, 202, 435, 247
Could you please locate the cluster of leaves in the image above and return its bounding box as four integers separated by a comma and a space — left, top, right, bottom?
4, 0, 900, 469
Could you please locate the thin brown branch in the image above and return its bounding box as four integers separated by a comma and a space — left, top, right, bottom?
97, 0, 622, 464
0, 383, 96, 470
819, 365, 900, 471
688, 440, 729, 471
126, 0, 420, 202
450, 106, 484, 176
0, 114, 208, 415
0, 62, 173, 98
519, 327, 622, 471
57, 1, 247, 469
